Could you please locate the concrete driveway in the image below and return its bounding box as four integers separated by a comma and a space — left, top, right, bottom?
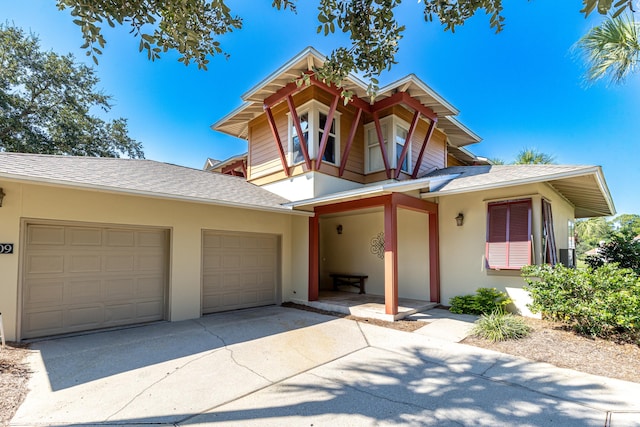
11, 306, 640, 426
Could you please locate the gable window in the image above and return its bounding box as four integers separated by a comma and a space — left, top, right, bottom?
485, 199, 532, 269
288, 100, 340, 166
364, 116, 411, 174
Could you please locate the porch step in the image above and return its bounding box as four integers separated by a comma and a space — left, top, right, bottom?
302, 297, 438, 322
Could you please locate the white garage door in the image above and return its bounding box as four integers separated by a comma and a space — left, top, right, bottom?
202, 231, 278, 314
21, 223, 168, 339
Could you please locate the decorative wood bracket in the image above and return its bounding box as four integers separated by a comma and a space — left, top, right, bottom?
264, 105, 291, 177
373, 112, 392, 179
316, 94, 339, 169
372, 91, 437, 122
395, 111, 420, 179
411, 118, 437, 179
221, 159, 247, 177
338, 107, 363, 177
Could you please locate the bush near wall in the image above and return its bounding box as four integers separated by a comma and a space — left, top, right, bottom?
449, 287, 512, 315
522, 264, 640, 342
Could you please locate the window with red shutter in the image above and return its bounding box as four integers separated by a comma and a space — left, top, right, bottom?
486, 199, 532, 269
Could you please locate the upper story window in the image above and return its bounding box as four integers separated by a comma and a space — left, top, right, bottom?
485, 199, 532, 270
288, 100, 340, 166
364, 116, 411, 174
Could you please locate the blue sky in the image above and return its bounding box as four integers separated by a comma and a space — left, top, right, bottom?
1, 1, 638, 215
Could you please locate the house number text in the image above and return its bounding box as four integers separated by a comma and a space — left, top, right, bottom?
0, 244, 14, 254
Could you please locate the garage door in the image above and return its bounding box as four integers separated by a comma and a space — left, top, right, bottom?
22, 223, 168, 339
202, 231, 278, 314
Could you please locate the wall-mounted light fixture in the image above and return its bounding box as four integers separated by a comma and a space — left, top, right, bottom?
0, 188, 5, 207
455, 213, 464, 227
336, 224, 343, 235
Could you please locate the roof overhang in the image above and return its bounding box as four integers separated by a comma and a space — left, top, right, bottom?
283, 174, 459, 211
205, 152, 248, 171
422, 166, 615, 218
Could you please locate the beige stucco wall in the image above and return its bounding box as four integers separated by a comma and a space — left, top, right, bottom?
319, 208, 430, 300
434, 182, 575, 315
0, 181, 308, 341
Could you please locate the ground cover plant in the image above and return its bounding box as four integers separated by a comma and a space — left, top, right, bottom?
449, 287, 512, 315
471, 311, 532, 342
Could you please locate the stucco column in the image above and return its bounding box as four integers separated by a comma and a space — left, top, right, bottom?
308, 214, 319, 301
384, 200, 399, 315
429, 211, 441, 303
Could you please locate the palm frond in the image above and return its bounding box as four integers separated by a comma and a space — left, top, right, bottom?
576, 14, 640, 85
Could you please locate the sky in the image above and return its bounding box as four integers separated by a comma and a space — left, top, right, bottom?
1, 1, 638, 215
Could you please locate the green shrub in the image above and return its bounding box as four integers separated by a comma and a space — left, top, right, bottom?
450, 287, 512, 315
471, 311, 532, 342
584, 231, 640, 275
522, 263, 640, 340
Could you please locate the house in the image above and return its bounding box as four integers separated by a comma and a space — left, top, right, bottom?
0, 47, 615, 341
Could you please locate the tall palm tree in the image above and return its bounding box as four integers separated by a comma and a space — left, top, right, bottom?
513, 148, 555, 164
577, 14, 640, 84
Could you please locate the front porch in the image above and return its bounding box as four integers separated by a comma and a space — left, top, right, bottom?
304, 291, 438, 321
308, 193, 440, 318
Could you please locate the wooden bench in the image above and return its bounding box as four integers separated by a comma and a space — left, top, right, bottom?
330, 273, 368, 294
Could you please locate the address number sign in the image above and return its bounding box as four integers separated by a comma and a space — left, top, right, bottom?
0, 244, 14, 254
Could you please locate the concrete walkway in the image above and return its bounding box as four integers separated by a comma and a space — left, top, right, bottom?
11, 306, 640, 426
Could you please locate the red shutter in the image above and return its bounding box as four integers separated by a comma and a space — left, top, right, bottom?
486, 199, 532, 269
508, 200, 532, 268
486, 204, 508, 268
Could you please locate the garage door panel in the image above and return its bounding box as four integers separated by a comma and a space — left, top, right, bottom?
28, 225, 65, 245
22, 223, 168, 339
67, 305, 104, 329
203, 234, 222, 249
27, 255, 64, 274
202, 231, 278, 314
138, 231, 165, 247
137, 254, 164, 271
203, 255, 221, 270
137, 277, 165, 297
24, 310, 64, 335
106, 230, 135, 247
70, 254, 102, 273
69, 228, 102, 246
242, 254, 258, 268
258, 290, 274, 301
105, 303, 136, 323
67, 279, 101, 303
203, 272, 222, 289
105, 255, 134, 272
223, 236, 242, 249
136, 301, 164, 319
222, 272, 242, 287
105, 278, 136, 299
223, 254, 242, 268
24, 280, 64, 305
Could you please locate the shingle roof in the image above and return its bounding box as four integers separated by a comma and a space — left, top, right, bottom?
424, 165, 615, 218
424, 165, 593, 191
0, 153, 293, 212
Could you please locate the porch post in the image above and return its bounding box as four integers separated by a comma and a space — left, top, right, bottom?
308, 214, 319, 301
384, 198, 399, 315
429, 210, 441, 303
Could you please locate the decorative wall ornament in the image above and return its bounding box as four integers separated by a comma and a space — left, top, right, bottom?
370, 232, 385, 259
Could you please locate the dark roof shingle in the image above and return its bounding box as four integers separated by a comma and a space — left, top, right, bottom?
0, 153, 291, 211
